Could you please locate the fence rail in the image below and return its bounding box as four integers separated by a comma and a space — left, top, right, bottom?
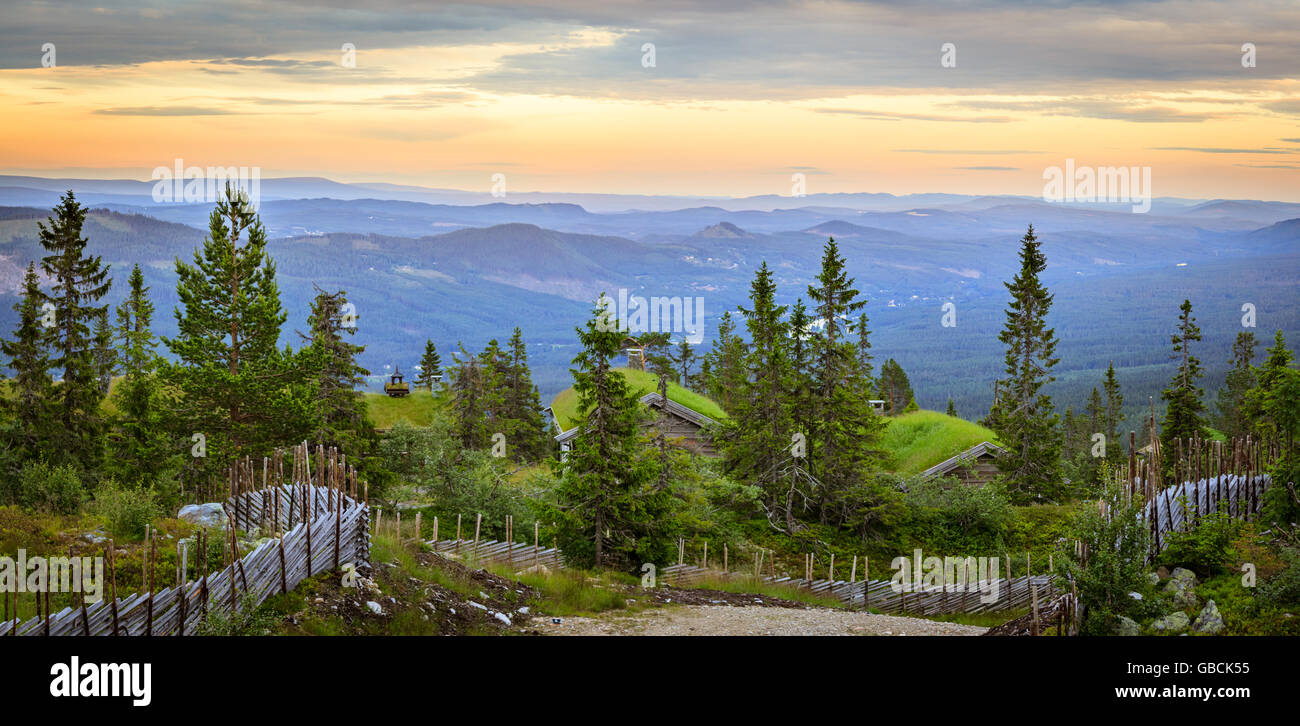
2, 443, 370, 637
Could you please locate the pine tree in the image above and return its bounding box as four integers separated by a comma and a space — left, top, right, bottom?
414, 340, 442, 391
1, 263, 55, 468
701, 311, 746, 414
723, 262, 795, 527
301, 286, 371, 455
1213, 331, 1256, 440
39, 191, 112, 467
163, 185, 313, 473
549, 296, 670, 570
1102, 361, 1125, 449
1159, 299, 1205, 475
805, 238, 886, 523
670, 337, 696, 387
106, 264, 180, 492
987, 225, 1062, 503
1244, 331, 1294, 440
500, 327, 550, 461
876, 359, 915, 415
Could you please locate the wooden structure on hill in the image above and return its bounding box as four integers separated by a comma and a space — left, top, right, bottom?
383, 366, 410, 397
919, 441, 1004, 486
555, 392, 719, 457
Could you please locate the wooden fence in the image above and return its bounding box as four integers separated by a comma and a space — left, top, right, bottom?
660, 563, 1056, 615
2, 444, 370, 637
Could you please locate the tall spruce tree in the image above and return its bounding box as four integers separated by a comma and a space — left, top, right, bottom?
1214, 331, 1257, 440
549, 295, 669, 570
1243, 331, 1295, 440
1102, 361, 1124, 450
724, 262, 795, 527
414, 340, 442, 391
1159, 299, 1205, 475
806, 239, 886, 523
988, 225, 1062, 502
107, 264, 176, 489
701, 311, 747, 414
449, 342, 491, 449
501, 327, 550, 461
39, 191, 112, 467
301, 286, 371, 455
163, 185, 314, 472
1, 263, 55, 468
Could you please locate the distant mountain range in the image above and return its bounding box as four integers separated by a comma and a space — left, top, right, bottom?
0, 175, 1296, 426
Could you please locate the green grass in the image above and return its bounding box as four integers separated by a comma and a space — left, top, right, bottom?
879, 409, 999, 476
549, 367, 728, 432
364, 389, 444, 429
484, 561, 641, 617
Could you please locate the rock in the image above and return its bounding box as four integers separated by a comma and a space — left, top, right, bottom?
366, 601, 384, 615
516, 606, 530, 615
1113, 615, 1141, 636
1128, 592, 1144, 600
1156, 565, 1170, 579
468, 601, 487, 611
516, 564, 551, 576
1193, 600, 1224, 634
178, 503, 227, 529
493, 612, 512, 626
1152, 612, 1190, 633
1164, 568, 1200, 608
1146, 572, 1161, 586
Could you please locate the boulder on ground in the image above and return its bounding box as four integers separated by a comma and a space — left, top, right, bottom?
1152, 611, 1190, 633
178, 503, 227, 529
516, 564, 551, 577
1164, 567, 1199, 608
1113, 615, 1141, 636
1193, 600, 1224, 634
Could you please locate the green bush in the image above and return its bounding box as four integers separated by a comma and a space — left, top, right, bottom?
1057, 488, 1157, 634
1159, 508, 1243, 577
93, 480, 162, 540
1257, 548, 1300, 608
905, 476, 1013, 551
1, 462, 84, 514
196, 593, 278, 636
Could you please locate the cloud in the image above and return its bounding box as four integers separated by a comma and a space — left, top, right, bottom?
813, 108, 1012, 123
894, 149, 1038, 155
94, 106, 235, 116
1150, 147, 1293, 154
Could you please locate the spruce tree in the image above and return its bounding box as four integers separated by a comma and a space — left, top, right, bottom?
1102, 361, 1124, 449
449, 342, 491, 449
946, 397, 957, 417
1214, 331, 1256, 439
501, 327, 549, 461
1, 263, 55, 468
988, 225, 1061, 502
724, 262, 795, 527
163, 185, 313, 472
876, 359, 915, 415
670, 337, 696, 387
1244, 331, 1294, 440
107, 264, 176, 489
414, 340, 442, 391
549, 296, 669, 570
1159, 299, 1205, 475
806, 239, 886, 523
39, 191, 112, 467
701, 312, 746, 414
301, 286, 371, 455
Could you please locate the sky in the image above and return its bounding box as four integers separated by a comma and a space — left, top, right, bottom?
1, 0, 1298, 200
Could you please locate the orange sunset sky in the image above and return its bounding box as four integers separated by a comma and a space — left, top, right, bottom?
2, 0, 1298, 201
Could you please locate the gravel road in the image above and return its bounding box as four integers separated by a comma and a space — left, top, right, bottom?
532, 605, 989, 636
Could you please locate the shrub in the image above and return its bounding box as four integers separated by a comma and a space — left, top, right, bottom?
196, 593, 277, 636
1, 462, 84, 514
1159, 508, 1243, 577
93, 480, 162, 540
1057, 488, 1156, 634
905, 476, 1013, 551
1257, 548, 1300, 608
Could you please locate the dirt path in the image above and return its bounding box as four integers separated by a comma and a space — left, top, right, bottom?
532, 605, 989, 636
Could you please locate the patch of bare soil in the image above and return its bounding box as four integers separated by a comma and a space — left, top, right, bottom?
533, 606, 990, 637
